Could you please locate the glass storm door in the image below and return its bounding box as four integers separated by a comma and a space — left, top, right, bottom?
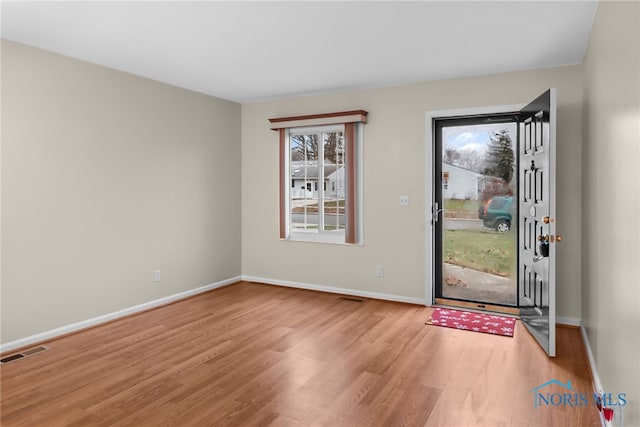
434, 116, 518, 309
518, 89, 558, 357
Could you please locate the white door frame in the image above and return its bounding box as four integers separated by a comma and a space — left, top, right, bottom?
424, 104, 524, 306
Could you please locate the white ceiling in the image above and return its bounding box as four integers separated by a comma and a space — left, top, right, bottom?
1, 1, 598, 103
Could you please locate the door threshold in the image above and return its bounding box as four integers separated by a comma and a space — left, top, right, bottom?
435, 298, 520, 316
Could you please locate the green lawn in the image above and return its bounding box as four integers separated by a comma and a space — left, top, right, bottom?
444, 199, 482, 212
444, 199, 482, 219
444, 229, 516, 277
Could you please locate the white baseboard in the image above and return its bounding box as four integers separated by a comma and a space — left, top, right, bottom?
556, 316, 582, 327
242, 275, 426, 305
580, 324, 607, 427
0, 276, 241, 354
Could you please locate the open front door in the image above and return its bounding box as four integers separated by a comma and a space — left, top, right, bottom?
518, 89, 557, 356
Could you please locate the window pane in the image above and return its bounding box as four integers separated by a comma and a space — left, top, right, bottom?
324, 133, 344, 190
441, 123, 517, 305
323, 132, 343, 164
291, 193, 319, 231
323, 131, 345, 231
290, 133, 319, 232
290, 135, 303, 162
323, 197, 345, 230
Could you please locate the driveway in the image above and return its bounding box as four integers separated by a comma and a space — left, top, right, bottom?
444, 219, 485, 231
442, 263, 516, 305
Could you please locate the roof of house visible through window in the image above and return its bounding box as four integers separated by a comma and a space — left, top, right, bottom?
291, 161, 341, 180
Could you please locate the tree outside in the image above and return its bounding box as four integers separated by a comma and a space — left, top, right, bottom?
483, 129, 515, 184
291, 132, 343, 164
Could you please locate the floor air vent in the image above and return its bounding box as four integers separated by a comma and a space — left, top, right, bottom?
1, 346, 49, 364
338, 296, 366, 303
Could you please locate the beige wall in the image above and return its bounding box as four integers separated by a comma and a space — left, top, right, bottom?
582, 1, 640, 423
1, 40, 242, 344
242, 65, 584, 319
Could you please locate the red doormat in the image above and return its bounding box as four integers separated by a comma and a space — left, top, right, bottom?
426, 308, 515, 337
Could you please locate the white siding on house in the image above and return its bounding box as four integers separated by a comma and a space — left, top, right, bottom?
442, 163, 483, 200
290, 161, 342, 199
327, 167, 345, 199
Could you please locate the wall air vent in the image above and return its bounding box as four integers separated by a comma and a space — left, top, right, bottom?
1, 346, 49, 364
337, 296, 366, 303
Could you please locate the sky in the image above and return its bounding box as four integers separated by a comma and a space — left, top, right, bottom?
443, 123, 517, 152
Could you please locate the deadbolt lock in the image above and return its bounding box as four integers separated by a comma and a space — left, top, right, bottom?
539, 234, 563, 243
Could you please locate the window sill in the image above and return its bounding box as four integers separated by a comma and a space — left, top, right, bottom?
286, 231, 360, 246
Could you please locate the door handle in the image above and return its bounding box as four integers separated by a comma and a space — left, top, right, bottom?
540, 234, 563, 243
431, 202, 445, 224
533, 255, 545, 263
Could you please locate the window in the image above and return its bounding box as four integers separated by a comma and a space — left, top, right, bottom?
269, 110, 367, 244
288, 125, 345, 236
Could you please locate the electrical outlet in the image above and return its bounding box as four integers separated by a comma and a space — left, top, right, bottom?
376, 265, 384, 278
153, 270, 161, 283
399, 195, 410, 206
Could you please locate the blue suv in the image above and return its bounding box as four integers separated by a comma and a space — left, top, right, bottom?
479, 196, 514, 232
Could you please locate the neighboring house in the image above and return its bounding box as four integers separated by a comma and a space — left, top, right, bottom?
327, 166, 345, 199
442, 162, 485, 200
291, 161, 344, 199
443, 162, 516, 200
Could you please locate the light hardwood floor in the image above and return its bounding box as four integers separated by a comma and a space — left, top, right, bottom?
1, 281, 600, 426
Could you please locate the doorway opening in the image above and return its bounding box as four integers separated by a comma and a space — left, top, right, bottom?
434, 114, 519, 312
427, 89, 557, 355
